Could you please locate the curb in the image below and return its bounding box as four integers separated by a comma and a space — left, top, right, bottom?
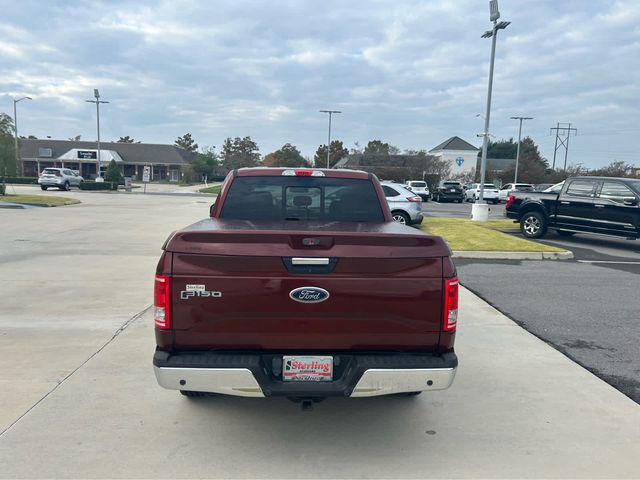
0, 200, 81, 208
452, 250, 574, 260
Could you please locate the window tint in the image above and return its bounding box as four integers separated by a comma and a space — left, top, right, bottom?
220, 176, 385, 222
566, 180, 596, 197
599, 182, 636, 204
43, 169, 58, 174
409, 181, 426, 187
382, 185, 400, 197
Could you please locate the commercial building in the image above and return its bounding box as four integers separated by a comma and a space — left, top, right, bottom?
428, 136, 480, 176
19, 139, 195, 181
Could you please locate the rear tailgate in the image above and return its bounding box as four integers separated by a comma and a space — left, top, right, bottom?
163, 219, 450, 351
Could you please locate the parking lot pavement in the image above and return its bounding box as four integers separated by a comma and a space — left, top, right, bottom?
0, 191, 207, 432
1, 289, 639, 478
1, 191, 639, 478
423, 200, 506, 218
456, 246, 640, 403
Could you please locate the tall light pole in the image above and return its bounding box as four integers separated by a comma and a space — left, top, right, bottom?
510, 116, 533, 184
13, 96, 32, 176
473, 0, 510, 221
319, 110, 341, 168
85, 89, 109, 179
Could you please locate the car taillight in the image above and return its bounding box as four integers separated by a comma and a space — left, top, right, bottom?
154, 275, 171, 329
407, 196, 422, 202
505, 195, 515, 208
282, 169, 325, 177
443, 278, 458, 332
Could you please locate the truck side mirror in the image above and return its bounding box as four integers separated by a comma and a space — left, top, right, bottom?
623, 198, 639, 206
210, 202, 216, 217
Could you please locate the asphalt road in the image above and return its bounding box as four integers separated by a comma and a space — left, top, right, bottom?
1, 188, 639, 478
422, 199, 507, 218
456, 230, 640, 403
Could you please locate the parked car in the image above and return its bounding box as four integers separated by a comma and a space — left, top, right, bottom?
498, 183, 534, 202
152, 167, 458, 403
432, 181, 464, 203
405, 180, 430, 201
505, 176, 640, 239
38, 168, 83, 191
464, 183, 500, 203
381, 182, 423, 225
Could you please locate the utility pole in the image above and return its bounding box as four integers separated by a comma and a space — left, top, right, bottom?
473, 0, 510, 221
86, 89, 109, 179
13, 96, 32, 176
550, 123, 577, 170
510, 116, 532, 183
319, 110, 341, 168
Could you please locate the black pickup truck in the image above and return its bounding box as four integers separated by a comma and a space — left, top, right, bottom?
505, 176, 640, 239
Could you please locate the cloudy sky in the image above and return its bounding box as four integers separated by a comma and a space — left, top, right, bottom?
1, 0, 638, 168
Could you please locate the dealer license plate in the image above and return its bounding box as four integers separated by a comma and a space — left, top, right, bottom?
282, 356, 333, 382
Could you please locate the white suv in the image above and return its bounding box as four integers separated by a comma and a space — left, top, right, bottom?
38, 168, 84, 191
405, 180, 430, 201
465, 183, 500, 204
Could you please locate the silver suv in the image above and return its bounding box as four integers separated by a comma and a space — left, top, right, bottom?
381, 182, 423, 225
38, 168, 84, 191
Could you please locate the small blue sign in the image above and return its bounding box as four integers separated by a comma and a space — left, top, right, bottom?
456, 157, 464, 167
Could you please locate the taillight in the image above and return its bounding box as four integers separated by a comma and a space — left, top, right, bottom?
282, 169, 325, 177
505, 195, 515, 208
443, 277, 458, 332
407, 196, 422, 202
154, 275, 171, 329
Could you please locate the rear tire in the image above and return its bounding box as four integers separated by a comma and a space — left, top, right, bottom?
61, 181, 70, 191
520, 211, 547, 238
180, 390, 207, 397
391, 211, 410, 225
41, 185, 47, 191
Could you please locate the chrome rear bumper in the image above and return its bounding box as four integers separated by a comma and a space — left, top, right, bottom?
154, 365, 457, 398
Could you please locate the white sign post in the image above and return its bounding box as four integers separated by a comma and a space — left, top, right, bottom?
142, 165, 151, 194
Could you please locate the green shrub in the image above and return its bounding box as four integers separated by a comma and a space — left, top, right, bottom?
0, 177, 38, 184
105, 160, 123, 184
79, 181, 117, 191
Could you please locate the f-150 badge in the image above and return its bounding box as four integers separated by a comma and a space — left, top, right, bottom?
181, 284, 222, 299
289, 287, 330, 304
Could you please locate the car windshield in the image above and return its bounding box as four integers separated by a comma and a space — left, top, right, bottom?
543, 182, 564, 193
626, 180, 640, 193
220, 176, 385, 222
410, 181, 426, 187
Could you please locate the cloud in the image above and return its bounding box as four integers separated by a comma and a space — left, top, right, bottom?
0, 0, 637, 166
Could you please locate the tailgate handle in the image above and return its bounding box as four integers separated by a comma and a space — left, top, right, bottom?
292, 257, 330, 266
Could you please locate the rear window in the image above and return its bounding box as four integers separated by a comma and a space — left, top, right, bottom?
220, 176, 385, 222
443, 182, 461, 186
42, 168, 59, 174
409, 181, 426, 187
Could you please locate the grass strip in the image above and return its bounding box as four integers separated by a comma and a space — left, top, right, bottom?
0, 194, 80, 207
420, 217, 564, 252
199, 185, 222, 194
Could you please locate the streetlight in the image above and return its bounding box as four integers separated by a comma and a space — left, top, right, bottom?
13, 96, 32, 176
510, 116, 533, 184
319, 110, 341, 168
86, 89, 109, 179
473, 0, 510, 222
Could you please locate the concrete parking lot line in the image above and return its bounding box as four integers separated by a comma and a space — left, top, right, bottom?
0, 289, 638, 479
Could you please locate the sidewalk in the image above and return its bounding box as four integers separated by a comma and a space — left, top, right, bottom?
1, 288, 637, 478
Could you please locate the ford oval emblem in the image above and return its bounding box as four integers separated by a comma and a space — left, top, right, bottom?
289, 286, 330, 304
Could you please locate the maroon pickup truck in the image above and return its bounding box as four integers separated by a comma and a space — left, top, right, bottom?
153, 168, 458, 404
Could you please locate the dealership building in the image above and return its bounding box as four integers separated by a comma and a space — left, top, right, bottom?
19, 139, 195, 181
